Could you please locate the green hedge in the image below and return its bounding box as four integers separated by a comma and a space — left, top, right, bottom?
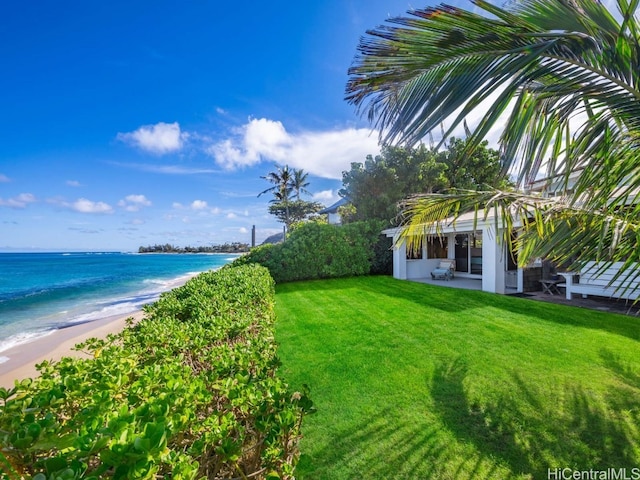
234, 221, 392, 283
0, 264, 313, 479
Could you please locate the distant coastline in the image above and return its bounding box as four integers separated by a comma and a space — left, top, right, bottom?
138, 242, 249, 254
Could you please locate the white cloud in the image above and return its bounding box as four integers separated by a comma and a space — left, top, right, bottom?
110, 162, 220, 175
117, 122, 188, 155
227, 212, 237, 219
118, 194, 152, 212
208, 118, 380, 179
0, 193, 36, 208
0, 174, 11, 183
239, 227, 249, 234
312, 189, 337, 202
66, 180, 82, 187
69, 198, 113, 214
191, 200, 208, 210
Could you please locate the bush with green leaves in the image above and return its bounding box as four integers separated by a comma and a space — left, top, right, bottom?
0, 264, 314, 479
234, 220, 391, 283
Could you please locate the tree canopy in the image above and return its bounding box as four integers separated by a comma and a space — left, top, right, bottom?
340, 139, 508, 224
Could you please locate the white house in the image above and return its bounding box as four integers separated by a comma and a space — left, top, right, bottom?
383, 210, 529, 294
385, 200, 640, 301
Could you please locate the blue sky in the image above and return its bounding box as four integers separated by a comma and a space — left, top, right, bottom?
2, 0, 441, 251
0, 0, 624, 251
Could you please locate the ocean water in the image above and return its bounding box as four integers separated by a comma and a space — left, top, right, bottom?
0, 252, 239, 362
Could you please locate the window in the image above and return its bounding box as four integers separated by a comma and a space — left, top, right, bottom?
406, 243, 423, 259
427, 237, 448, 259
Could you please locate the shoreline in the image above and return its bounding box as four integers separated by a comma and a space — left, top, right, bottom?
0, 271, 200, 390
0, 310, 145, 389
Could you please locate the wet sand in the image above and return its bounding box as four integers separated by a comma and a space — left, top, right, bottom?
0, 310, 145, 389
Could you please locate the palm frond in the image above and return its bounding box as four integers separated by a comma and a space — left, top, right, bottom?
346, 0, 640, 187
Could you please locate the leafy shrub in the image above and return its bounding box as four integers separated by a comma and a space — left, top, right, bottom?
236, 220, 390, 283
370, 234, 393, 275
0, 264, 314, 479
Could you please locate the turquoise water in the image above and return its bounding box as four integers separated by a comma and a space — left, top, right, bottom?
0, 252, 238, 361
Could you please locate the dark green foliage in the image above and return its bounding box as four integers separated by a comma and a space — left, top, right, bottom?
370, 234, 393, 275
339, 140, 509, 225
234, 221, 389, 283
0, 264, 314, 479
268, 200, 324, 226
138, 243, 249, 253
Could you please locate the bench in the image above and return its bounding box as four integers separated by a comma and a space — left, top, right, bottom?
558, 261, 640, 301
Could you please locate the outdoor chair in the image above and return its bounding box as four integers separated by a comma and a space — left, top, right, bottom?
431, 259, 456, 281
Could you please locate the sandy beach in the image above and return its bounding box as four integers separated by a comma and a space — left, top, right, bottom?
0, 272, 199, 390
0, 310, 145, 390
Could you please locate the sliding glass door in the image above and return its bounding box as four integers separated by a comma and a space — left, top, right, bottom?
455, 232, 483, 275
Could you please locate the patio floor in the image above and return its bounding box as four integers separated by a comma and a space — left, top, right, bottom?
413, 276, 483, 291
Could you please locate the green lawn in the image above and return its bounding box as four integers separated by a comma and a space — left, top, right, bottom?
274, 276, 640, 480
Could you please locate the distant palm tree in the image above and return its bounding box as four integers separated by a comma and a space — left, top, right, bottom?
259, 165, 294, 231
258, 165, 293, 200
291, 168, 311, 200
346, 0, 640, 277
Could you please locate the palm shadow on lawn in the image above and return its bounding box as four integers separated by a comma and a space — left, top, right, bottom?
294, 354, 640, 479
295, 404, 509, 480
430, 356, 640, 479
297, 352, 640, 479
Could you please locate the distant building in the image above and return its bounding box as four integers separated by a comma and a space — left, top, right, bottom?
318, 197, 350, 225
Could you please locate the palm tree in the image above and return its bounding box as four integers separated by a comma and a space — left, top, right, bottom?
259, 165, 294, 231
346, 0, 640, 279
291, 168, 311, 200
258, 165, 293, 199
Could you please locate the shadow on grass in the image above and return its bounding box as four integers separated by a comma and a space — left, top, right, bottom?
600, 349, 640, 390
295, 405, 511, 480
492, 295, 640, 342
431, 357, 640, 479
278, 275, 495, 314
278, 276, 640, 341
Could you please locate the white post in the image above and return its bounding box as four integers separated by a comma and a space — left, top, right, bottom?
482, 227, 506, 294
559, 272, 574, 300
393, 234, 407, 280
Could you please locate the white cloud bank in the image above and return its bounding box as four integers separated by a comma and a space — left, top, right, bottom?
208, 118, 380, 179
118, 122, 188, 155
0, 174, 11, 183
